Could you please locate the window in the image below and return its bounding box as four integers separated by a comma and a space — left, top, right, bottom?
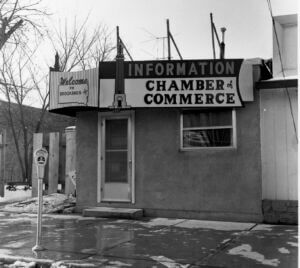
180, 109, 236, 149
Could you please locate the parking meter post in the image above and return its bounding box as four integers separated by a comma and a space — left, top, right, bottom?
33, 177, 44, 251
32, 148, 48, 252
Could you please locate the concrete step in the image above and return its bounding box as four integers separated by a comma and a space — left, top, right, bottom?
82, 207, 143, 219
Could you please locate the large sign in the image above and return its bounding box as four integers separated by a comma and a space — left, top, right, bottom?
99, 59, 253, 108
48, 60, 254, 112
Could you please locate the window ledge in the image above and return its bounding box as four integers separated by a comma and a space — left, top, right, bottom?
179, 146, 237, 152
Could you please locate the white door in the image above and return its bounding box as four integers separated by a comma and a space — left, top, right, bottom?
98, 112, 134, 202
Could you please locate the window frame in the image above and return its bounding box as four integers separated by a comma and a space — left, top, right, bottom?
180, 108, 237, 150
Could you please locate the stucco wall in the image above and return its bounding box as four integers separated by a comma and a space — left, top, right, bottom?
76, 111, 98, 207
76, 91, 262, 222
134, 96, 262, 221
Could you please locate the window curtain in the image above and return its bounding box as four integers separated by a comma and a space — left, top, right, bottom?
183, 110, 232, 147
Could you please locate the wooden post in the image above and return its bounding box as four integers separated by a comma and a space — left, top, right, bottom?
59, 133, 66, 191
31, 133, 43, 197
48, 132, 60, 194
65, 127, 76, 195
3, 130, 6, 193
0, 132, 4, 197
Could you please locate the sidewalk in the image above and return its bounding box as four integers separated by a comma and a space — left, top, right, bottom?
0, 212, 297, 267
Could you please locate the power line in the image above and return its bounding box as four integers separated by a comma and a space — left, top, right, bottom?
266, 0, 298, 143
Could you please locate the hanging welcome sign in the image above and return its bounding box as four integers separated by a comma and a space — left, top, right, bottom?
99, 59, 251, 108
49, 68, 99, 110
58, 77, 89, 105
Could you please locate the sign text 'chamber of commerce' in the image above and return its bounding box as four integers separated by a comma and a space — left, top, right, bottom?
99, 59, 244, 108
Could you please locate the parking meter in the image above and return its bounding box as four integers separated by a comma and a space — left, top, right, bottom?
34, 148, 48, 179
32, 147, 48, 252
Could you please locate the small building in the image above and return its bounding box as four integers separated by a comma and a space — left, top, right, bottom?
49, 15, 297, 223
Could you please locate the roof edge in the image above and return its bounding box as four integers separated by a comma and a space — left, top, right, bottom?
256, 78, 298, 89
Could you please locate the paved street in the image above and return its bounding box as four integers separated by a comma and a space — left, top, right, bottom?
0, 212, 297, 267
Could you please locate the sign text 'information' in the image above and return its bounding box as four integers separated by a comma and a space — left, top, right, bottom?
99, 59, 244, 108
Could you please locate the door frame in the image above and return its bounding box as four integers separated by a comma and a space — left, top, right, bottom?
97, 110, 135, 203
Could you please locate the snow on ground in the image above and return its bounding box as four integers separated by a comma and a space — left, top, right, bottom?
150, 256, 189, 268
175, 219, 255, 231
2, 241, 27, 249
136, 218, 184, 228
1, 193, 75, 213
228, 244, 280, 266
221, 238, 231, 244
0, 186, 32, 203
0, 249, 12, 255
0, 254, 53, 267
51, 262, 98, 267
118, 218, 256, 232
278, 247, 290, 254
43, 214, 91, 220
286, 242, 298, 247
105, 261, 132, 267
8, 261, 36, 268
251, 225, 274, 231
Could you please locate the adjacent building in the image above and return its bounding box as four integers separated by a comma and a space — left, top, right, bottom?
257, 14, 298, 224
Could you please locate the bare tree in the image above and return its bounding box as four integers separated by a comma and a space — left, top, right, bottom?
49, 17, 115, 72
0, 15, 115, 184
0, 46, 49, 182
0, 0, 47, 51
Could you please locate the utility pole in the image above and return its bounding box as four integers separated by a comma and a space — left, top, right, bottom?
167, 19, 171, 60
115, 26, 124, 95
210, 13, 226, 59
109, 26, 130, 111
166, 19, 183, 60
210, 13, 216, 59
220, 27, 226, 59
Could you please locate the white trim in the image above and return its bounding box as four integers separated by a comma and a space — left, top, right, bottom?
232, 109, 237, 148
131, 111, 135, 204
97, 110, 135, 204
180, 112, 183, 149
127, 116, 131, 201
183, 126, 233, 130
106, 149, 128, 152
101, 117, 106, 200
101, 198, 133, 203
180, 146, 237, 151
97, 113, 101, 203
180, 109, 237, 150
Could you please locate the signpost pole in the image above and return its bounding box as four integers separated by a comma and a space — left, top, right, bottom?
32, 148, 48, 252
